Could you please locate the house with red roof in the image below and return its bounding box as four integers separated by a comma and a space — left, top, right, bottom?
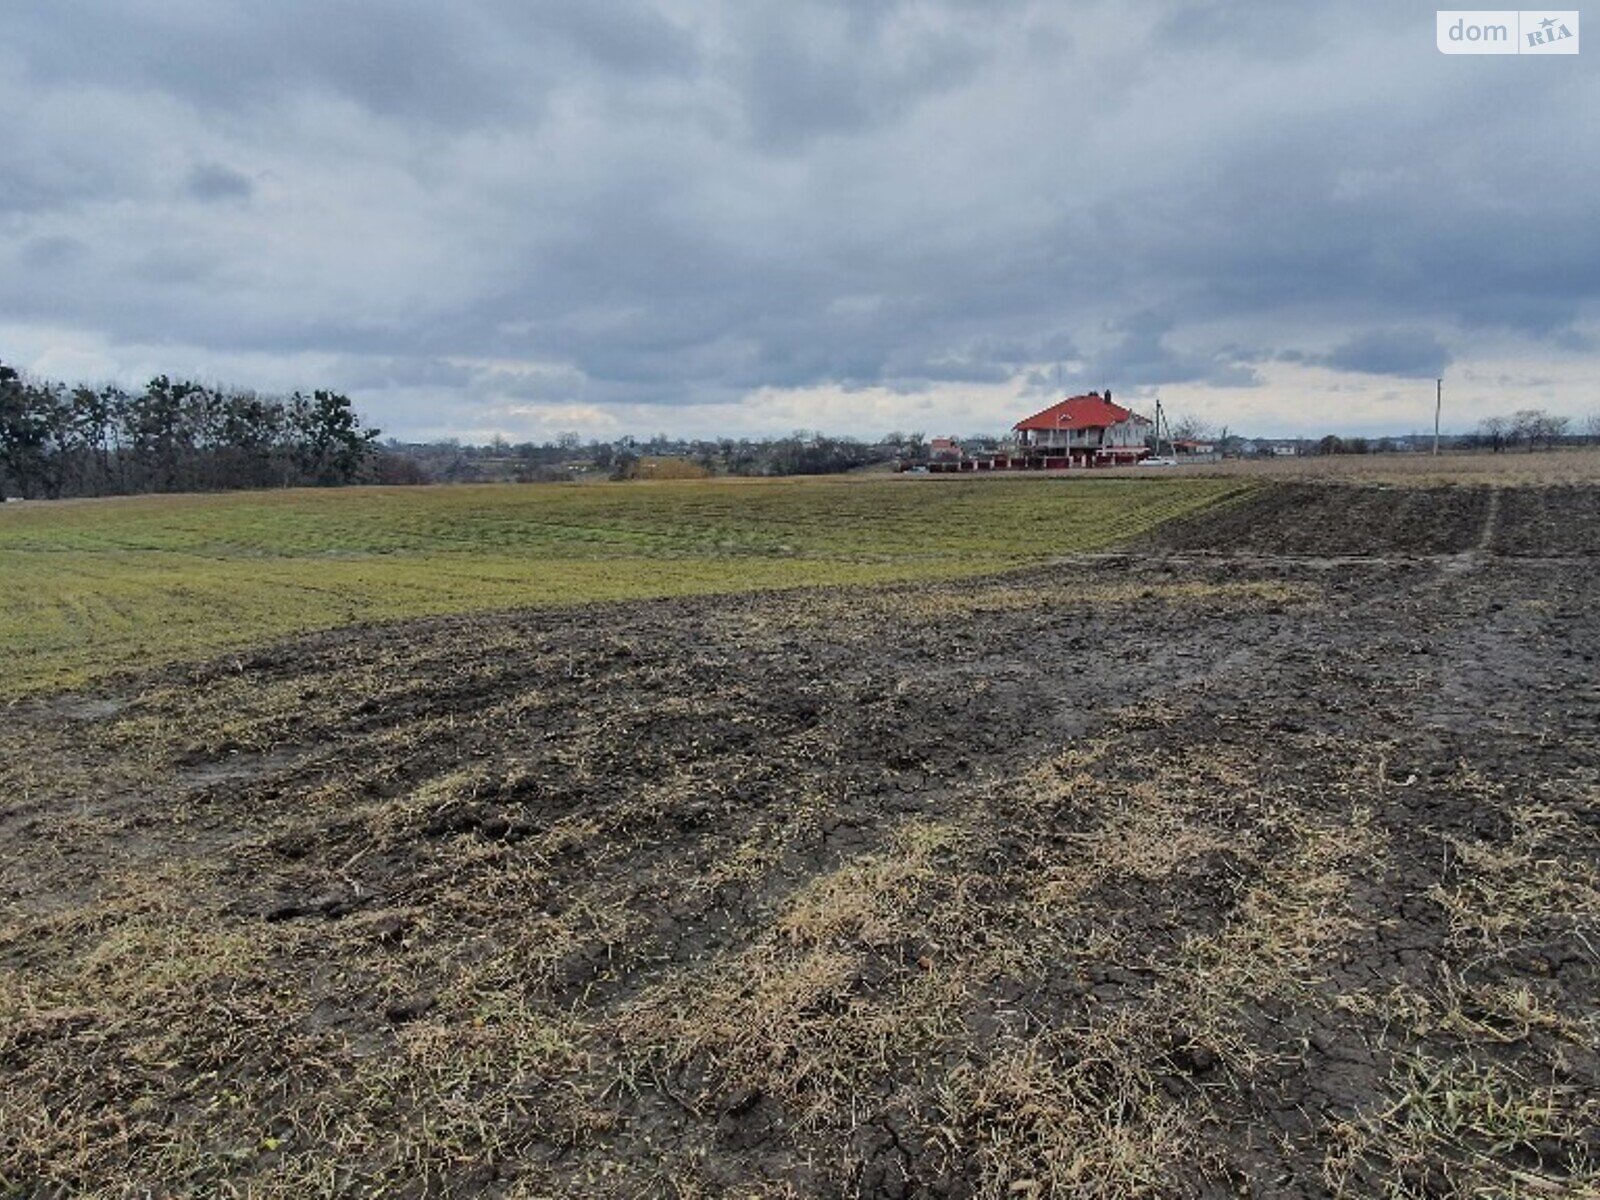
1011, 391, 1152, 466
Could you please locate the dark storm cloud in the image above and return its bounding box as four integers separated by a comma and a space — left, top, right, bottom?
1089, 312, 1262, 389
5, 3, 526, 128
3, 1, 1598, 436
187, 164, 253, 203
18, 236, 87, 271
733, 4, 988, 151
1152, 1, 1328, 58
1318, 330, 1453, 379
500, 0, 700, 75
330, 356, 478, 393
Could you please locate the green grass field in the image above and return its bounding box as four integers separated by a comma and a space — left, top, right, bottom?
0, 475, 1249, 696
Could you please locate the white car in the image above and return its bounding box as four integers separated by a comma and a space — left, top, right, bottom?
1138, 456, 1178, 467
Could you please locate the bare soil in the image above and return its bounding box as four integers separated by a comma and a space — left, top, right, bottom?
2, 483, 1597, 1198
1102, 446, 1600, 487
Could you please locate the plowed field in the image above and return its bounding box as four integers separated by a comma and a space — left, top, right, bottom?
3, 483, 1596, 1198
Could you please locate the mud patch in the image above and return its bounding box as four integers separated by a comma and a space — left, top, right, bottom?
1, 482, 1596, 1197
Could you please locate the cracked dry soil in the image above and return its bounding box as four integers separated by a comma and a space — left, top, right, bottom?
2, 482, 1597, 1198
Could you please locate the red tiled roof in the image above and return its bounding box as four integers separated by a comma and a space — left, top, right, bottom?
1013, 393, 1149, 432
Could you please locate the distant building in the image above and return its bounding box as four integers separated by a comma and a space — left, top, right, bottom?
1011, 392, 1152, 466
928, 437, 961, 462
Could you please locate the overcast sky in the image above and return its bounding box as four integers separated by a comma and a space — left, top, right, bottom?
3, 2, 1595, 441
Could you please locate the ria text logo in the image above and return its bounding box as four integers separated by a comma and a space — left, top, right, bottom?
1438, 10, 1579, 52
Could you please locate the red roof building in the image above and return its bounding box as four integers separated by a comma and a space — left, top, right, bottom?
1012, 391, 1151, 463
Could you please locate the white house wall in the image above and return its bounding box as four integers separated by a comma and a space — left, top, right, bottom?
1021, 418, 1151, 450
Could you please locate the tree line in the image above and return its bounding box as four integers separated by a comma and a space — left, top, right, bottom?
0, 359, 380, 499
381, 429, 905, 484
1473, 409, 1595, 453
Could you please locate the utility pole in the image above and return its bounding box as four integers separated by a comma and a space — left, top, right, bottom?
1440, 380, 1452, 460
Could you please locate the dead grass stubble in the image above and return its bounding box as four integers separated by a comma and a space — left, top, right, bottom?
615, 712, 1392, 1197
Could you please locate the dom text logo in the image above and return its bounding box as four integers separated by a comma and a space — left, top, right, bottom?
1438, 10, 1579, 52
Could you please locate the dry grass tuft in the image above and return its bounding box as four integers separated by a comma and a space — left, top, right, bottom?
1326, 1054, 1600, 1197
936, 1018, 1205, 1199
616, 819, 978, 1129
1428, 802, 1600, 954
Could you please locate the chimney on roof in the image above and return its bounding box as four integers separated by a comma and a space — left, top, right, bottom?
1105, 388, 1112, 404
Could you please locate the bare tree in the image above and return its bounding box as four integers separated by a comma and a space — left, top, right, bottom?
1511, 408, 1569, 452
1512, 409, 1546, 451
1168, 415, 1216, 442
1478, 414, 1510, 453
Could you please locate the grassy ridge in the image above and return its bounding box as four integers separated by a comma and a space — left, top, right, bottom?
0, 475, 1249, 695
